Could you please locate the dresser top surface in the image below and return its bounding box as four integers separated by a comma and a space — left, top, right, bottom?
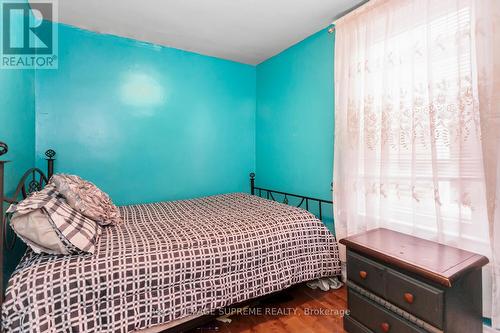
339, 228, 489, 287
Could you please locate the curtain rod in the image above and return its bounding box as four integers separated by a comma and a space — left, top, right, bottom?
328, 0, 370, 33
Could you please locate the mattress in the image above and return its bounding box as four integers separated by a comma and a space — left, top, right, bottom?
2, 193, 341, 332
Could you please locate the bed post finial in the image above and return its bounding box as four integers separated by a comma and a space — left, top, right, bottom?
249, 173, 255, 195
45, 149, 56, 179
0, 142, 8, 157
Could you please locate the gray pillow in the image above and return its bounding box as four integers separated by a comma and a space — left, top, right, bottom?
50, 174, 122, 226
10, 209, 70, 255
7, 184, 101, 254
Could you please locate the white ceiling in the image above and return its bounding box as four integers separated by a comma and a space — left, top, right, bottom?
47, 0, 364, 65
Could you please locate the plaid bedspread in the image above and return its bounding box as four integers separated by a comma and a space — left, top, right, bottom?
2, 193, 341, 333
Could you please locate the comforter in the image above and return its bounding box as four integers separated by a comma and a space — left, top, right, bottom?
2, 193, 341, 332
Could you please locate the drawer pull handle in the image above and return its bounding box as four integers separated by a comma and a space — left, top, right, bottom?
380, 322, 390, 332
359, 271, 367, 279
404, 292, 414, 304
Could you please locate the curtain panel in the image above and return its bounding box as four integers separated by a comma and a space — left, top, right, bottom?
333, 0, 500, 328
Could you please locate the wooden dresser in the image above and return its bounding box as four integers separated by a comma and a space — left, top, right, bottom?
340, 228, 489, 333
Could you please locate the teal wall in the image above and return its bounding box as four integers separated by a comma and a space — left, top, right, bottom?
34, 25, 334, 216
256, 29, 335, 230
3, 19, 335, 287
0, 0, 35, 287
35, 24, 256, 205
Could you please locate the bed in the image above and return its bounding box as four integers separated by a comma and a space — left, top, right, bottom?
0, 147, 341, 333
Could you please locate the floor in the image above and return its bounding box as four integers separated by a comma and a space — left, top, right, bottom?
193, 284, 348, 333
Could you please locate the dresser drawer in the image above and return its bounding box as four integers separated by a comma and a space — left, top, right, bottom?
347, 251, 386, 297
385, 269, 444, 328
344, 314, 373, 333
348, 289, 426, 333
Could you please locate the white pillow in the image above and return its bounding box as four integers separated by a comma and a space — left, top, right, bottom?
10, 209, 70, 255
7, 184, 101, 254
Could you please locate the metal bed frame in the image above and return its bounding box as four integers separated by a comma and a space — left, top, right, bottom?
0, 144, 55, 303
0, 141, 335, 331
250, 173, 333, 221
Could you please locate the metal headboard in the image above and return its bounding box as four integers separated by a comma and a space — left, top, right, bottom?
0, 142, 55, 303
249, 173, 333, 221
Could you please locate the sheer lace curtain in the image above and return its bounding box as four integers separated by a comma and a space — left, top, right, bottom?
333, 0, 500, 328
